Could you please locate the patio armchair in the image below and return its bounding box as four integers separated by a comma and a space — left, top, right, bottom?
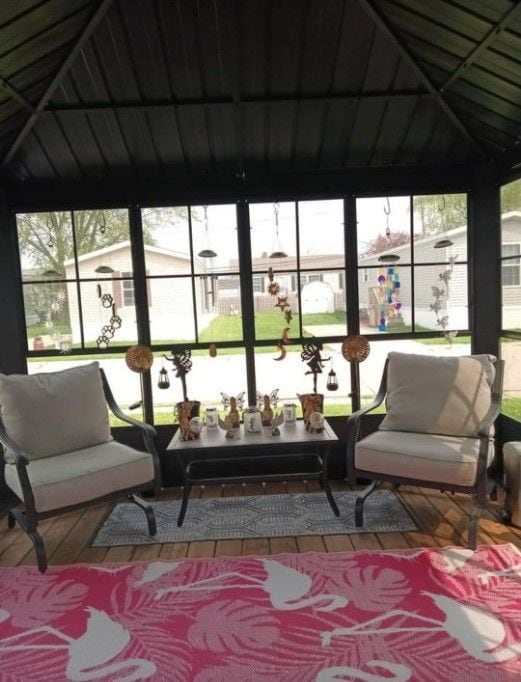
347, 352, 504, 549
0, 362, 161, 572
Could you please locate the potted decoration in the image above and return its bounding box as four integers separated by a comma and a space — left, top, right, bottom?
298, 341, 330, 432
164, 348, 201, 441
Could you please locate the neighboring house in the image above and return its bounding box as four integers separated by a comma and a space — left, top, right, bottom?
501, 212, 521, 329
64, 242, 212, 344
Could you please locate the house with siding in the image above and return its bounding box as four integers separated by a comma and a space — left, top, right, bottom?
64, 242, 211, 344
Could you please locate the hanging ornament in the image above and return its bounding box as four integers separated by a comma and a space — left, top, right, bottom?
46, 218, 54, 249
384, 196, 391, 238
209, 343, 217, 357
376, 263, 402, 332
198, 205, 217, 258
157, 366, 170, 389
326, 359, 338, 391
269, 202, 287, 258
125, 345, 154, 373
98, 211, 106, 235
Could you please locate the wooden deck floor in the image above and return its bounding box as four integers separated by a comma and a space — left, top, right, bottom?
1, 480, 520, 569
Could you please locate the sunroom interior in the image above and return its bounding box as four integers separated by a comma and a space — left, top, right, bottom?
1, 0, 521, 568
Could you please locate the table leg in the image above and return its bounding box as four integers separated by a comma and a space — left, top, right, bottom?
178, 484, 191, 527
322, 447, 340, 517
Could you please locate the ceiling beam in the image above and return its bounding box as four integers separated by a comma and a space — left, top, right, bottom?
1, 0, 113, 167
0, 75, 35, 112
43, 89, 430, 114
441, 1, 521, 93
357, 0, 485, 157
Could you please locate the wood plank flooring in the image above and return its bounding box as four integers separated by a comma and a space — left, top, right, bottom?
1, 480, 520, 568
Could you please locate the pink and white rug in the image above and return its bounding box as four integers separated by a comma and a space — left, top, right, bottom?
1, 544, 521, 681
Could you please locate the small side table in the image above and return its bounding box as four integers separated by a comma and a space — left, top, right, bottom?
503, 441, 521, 526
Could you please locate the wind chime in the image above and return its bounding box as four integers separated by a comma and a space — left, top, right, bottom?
376, 198, 401, 332
431, 196, 458, 343
94, 212, 122, 348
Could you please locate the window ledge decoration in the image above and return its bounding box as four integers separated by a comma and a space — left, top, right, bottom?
430, 255, 458, 343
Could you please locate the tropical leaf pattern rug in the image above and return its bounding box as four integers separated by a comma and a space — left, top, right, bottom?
1, 544, 521, 680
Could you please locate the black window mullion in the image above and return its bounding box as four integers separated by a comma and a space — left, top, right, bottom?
295, 201, 302, 339
129, 204, 153, 424
187, 207, 199, 342
345, 196, 360, 411
410, 196, 416, 332
70, 210, 85, 349
237, 200, 256, 405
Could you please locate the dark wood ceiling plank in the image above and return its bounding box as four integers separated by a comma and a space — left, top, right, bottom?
2, 0, 114, 166
0, 3, 94, 73
0, 0, 92, 59
0, 75, 34, 112
441, 1, 521, 91
357, 0, 484, 156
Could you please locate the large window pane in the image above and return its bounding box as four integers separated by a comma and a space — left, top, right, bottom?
254, 271, 301, 341
76, 280, 137, 348
413, 194, 467, 263
501, 337, 521, 420
357, 196, 411, 265
298, 199, 344, 259
501, 179, 521, 331
17, 211, 74, 280
23, 280, 76, 352
254, 344, 351, 417
414, 264, 468, 332
152, 349, 247, 424
192, 204, 239, 275
300, 270, 347, 336
142, 206, 191, 276
250, 202, 297, 272
197, 275, 243, 342
148, 277, 195, 344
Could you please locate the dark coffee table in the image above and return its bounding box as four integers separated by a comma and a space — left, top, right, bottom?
166, 420, 340, 526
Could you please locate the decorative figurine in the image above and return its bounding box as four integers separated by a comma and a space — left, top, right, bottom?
165, 347, 200, 441
298, 393, 324, 433
261, 394, 274, 426
218, 392, 244, 438
301, 341, 330, 394
176, 400, 201, 441
243, 406, 262, 434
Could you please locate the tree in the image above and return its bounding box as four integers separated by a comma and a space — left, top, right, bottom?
501, 178, 521, 213
16, 209, 159, 274
413, 194, 467, 237
363, 231, 410, 256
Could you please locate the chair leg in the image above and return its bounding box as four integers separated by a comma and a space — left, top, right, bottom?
29, 529, 47, 573
7, 511, 15, 528
178, 485, 191, 527
468, 502, 485, 550
355, 480, 379, 527
128, 495, 157, 536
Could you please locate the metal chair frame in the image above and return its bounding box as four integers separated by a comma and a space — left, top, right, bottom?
346, 358, 504, 549
0, 369, 161, 572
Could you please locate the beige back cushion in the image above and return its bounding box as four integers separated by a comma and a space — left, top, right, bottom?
379, 352, 495, 438
0, 362, 112, 460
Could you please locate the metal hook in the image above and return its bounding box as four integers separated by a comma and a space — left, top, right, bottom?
384, 197, 391, 237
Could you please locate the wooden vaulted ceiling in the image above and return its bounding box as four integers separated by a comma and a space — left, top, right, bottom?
0, 0, 520, 183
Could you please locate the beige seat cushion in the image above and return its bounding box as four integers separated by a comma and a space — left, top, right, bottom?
379, 352, 495, 438
355, 430, 494, 487
0, 362, 111, 460
4, 441, 154, 513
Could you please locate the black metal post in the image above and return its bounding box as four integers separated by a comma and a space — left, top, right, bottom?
236, 200, 256, 405
344, 196, 361, 412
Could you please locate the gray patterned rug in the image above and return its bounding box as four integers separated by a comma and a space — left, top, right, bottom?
92, 491, 417, 546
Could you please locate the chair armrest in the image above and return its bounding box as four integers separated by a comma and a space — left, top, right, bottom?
0, 421, 29, 467
99, 369, 157, 437
477, 402, 501, 439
